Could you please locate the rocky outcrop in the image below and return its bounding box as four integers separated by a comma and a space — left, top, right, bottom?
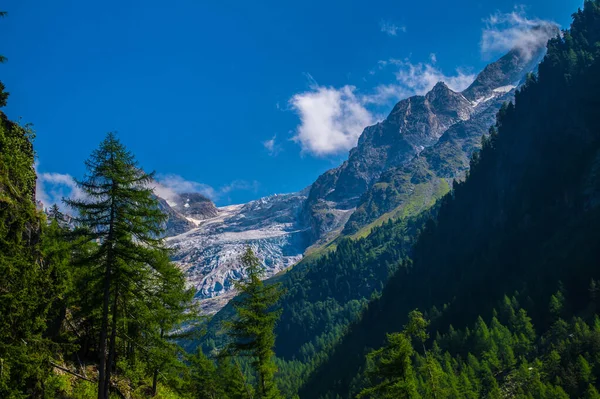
308, 40, 552, 237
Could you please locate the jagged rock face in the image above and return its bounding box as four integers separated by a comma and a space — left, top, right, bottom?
164, 192, 309, 314
157, 197, 196, 237
158, 192, 218, 237
310, 42, 551, 238
170, 192, 218, 221
343, 91, 515, 233
303, 82, 476, 242
303, 84, 478, 241
462, 26, 556, 103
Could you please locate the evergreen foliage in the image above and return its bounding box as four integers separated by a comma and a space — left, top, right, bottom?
299, 1, 600, 397
225, 247, 284, 399
65, 132, 194, 398
4, 2, 600, 398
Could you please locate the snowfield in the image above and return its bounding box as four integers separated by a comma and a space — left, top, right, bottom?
165, 193, 309, 314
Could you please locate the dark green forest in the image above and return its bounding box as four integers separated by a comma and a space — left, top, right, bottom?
2, 1, 600, 398
297, 1, 600, 397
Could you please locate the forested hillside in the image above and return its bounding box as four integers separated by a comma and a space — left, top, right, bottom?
4, 2, 600, 399
299, 1, 600, 397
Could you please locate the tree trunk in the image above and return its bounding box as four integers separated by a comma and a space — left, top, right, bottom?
97, 256, 112, 399
98, 158, 117, 399
151, 328, 164, 396
104, 288, 119, 397
152, 369, 158, 397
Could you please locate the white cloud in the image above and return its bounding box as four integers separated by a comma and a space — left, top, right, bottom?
35, 168, 259, 209
288, 8, 554, 158
364, 61, 476, 105
380, 20, 405, 36
262, 135, 281, 156
289, 84, 376, 156
153, 174, 218, 205
481, 7, 559, 60
220, 180, 260, 195
154, 174, 259, 205
289, 60, 475, 156
35, 165, 86, 211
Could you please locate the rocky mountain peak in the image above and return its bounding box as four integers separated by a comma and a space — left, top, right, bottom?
429, 81, 450, 94
425, 81, 473, 121
462, 25, 557, 102
170, 192, 218, 221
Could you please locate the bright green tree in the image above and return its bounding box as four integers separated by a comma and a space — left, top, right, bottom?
188, 349, 226, 399
357, 332, 420, 399
225, 247, 283, 399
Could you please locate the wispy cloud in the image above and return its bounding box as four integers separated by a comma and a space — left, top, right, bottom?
263, 135, 282, 156
154, 174, 259, 205
35, 164, 86, 211
36, 165, 259, 210
153, 174, 218, 205
380, 20, 405, 36
364, 60, 476, 105
288, 8, 554, 158
289, 60, 475, 156
220, 180, 260, 195
289, 83, 376, 156
481, 7, 559, 60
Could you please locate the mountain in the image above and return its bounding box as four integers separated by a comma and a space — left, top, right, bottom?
168, 192, 219, 221
198, 29, 557, 379
164, 191, 310, 314
298, 5, 600, 397
164, 31, 554, 317
343, 89, 515, 234
303, 38, 552, 242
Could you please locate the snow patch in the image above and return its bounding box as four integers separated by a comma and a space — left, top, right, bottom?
471, 94, 496, 107
492, 85, 516, 94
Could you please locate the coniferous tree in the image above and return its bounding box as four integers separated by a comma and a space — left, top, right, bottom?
188, 349, 226, 399
217, 357, 253, 399
66, 132, 177, 399
357, 332, 419, 399
225, 247, 283, 399
143, 253, 196, 396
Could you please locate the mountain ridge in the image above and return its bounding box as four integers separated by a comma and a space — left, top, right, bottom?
160, 33, 555, 314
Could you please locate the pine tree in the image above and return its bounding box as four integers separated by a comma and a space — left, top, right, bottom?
217, 356, 253, 399
144, 252, 196, 396
47, 204, 66, 224
225, 247, 283, 399
357, 332, 419, 399
66, 132, 172, 399
188, 349, 226, 399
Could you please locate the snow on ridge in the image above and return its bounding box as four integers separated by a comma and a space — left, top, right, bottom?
493, 85, 516, 94
471, 94, 496, 107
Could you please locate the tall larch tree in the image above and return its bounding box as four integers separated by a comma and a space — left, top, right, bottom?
225, 247, 283, 399
66, 132, 171, 399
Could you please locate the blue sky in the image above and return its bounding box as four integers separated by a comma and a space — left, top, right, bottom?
1, 0, 581, 206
